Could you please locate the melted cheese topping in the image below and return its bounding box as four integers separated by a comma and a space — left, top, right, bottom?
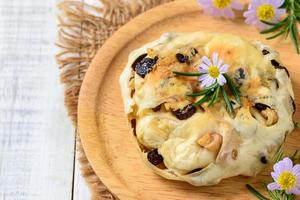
119, 32, 295, 186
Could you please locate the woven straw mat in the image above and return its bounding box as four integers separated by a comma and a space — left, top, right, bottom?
56, 0, 174, 199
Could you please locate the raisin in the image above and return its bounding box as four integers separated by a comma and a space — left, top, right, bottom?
176, 53, 189, 63
152, 105, 161, 112
234, 68, 246, 85
271, 59, 280, 67
147, 149, 164, 166
254, 103, 270, 111
230, 100, 236, 105
131, 119, 136, 136
135, 57, 158, 78
262, 49, 270, 55
260, 156, 268, 164
172, 104, 196, 120
238, 68, 246, 79
291, 96, 296, 114
270, 59, 290, 77
132, 53, 147, 70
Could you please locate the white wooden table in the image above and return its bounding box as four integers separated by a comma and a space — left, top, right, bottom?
0, 0, 91, 199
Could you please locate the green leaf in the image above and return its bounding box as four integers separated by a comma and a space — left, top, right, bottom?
173, 71, 204, 76
187, 90, 208, 97
261, 20, 281, 26
260, 21, 286, 34
274, 147, 284, 163
208, 86, 220, 107
193, 92, 212, 107
267, 26, 289, 40
187, 82, 218, 97
290, 23, 300, 54
290, 150, 298, 162
294, 122, 300, 128
221, 86, 233, 113
246, 184, 269, 200
224, 74, 241, 104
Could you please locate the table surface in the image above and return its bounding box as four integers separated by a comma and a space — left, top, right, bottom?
0, 0, 91, 199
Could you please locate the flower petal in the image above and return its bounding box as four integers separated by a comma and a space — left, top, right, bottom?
273, 160, 285, 174
202, 56, 212, 66
219, 64, 229, 73
271, 172, 279, 180
282, 157, 293, 171
292, 164, 300, 174
203, 77, 216, 87
212, 53, 218, 66
290, 187, 300, 195
231, 1, 244, 10
272, 0, 284, 8
243, 10, 256, 18
217, 59, 223, 68
199, 63, 209, 73
223, 9, 235, 19
275, 9, 286, 20
267, 182, 280, 191
217, 75, 226, 86
199, 74, 210, 81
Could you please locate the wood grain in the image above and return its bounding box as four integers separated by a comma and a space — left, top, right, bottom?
0, 0, 92, 199
78, 0, 300, 199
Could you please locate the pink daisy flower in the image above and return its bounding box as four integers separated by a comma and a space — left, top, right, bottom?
267, 157, 300, 195
198, 52, 228, 87
197, 0, 244, 19
244, 0, 286, 30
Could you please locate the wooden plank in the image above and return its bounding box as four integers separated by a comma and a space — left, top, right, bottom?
0, 0, 75, 199
73, 157, 91, 200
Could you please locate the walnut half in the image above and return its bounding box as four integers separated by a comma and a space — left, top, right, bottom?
197, 133, 223, 152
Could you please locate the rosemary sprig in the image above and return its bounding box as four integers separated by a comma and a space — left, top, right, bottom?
224, 74, 241, 104
261, 0, 300, 54
173, 71, 241, 113
221, 86, 234, 113
246, 184, 269, 200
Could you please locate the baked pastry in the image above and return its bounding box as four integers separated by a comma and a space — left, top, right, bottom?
119, 32, 295, 186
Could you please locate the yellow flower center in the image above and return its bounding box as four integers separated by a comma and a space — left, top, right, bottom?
212, 0, 232, 9
277, 171, 297, 190
257, 4, 275, 21
208, 66, 220, 78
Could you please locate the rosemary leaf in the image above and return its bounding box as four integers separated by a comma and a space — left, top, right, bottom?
260, 21, 286, 34
263, 183, 280, 200
224, 74, 241, 104
193, 92, 212, 107
187, 82, 218, 97
290, 22, 300, 54
246, 184, 269, 200
173, 71, 204, 76
295, 121, 300, 128
267, 26, 289, 40
208, 86, 220, 107
261, 19, 285, 26
187, 90, 208, 97
221, 86, 233, 113
274, 147, 284, 163
290, 149, 298, 162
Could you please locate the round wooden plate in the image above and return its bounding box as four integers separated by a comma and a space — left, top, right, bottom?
78, 0, 300, 199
